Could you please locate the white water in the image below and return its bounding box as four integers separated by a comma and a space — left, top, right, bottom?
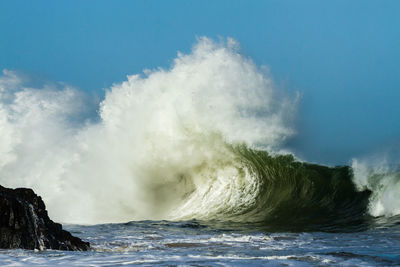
0, 38, 295, 224
352, 158, 400, 217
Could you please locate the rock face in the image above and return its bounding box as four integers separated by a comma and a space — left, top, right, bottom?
0, 185, 89, 251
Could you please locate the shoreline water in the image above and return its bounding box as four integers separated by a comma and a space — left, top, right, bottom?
1, 219, 399, 266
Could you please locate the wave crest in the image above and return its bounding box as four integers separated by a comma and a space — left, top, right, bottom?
0, 38, 397, 227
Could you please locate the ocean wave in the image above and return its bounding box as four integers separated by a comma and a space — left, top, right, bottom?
0, 38, 398, 227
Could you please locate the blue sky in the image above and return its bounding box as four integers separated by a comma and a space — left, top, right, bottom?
1, 1, 399, 165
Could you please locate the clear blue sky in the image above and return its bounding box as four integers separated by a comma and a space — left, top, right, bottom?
1, 1, 399, 165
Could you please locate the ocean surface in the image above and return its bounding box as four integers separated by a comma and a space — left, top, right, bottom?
1, 217, 400, 266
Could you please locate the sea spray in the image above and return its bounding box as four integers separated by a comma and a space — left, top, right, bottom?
352, 158, 400, 217
0, 38, 295, 224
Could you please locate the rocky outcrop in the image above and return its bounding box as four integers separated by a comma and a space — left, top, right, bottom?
0, 185, 89, 251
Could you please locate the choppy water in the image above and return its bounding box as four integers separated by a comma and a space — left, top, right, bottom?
1, 218, 399, 266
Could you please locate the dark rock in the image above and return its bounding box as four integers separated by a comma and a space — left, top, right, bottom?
0, 185, 90, 251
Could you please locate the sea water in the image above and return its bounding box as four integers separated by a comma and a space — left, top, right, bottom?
1, 218, 399, 266
1, 38, 400, 266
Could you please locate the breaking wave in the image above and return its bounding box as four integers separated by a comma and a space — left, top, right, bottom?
0, 37, 398, 228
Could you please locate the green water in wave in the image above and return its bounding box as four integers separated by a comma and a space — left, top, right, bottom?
227, 145, 372, 231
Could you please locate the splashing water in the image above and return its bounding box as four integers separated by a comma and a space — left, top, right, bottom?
352, 158, 400, 217
0, 38, 295, 224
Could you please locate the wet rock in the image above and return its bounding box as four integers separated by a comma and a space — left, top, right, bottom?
0, 185, 89, 251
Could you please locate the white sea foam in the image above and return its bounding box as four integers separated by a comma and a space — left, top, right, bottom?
0, 38, 295, 224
